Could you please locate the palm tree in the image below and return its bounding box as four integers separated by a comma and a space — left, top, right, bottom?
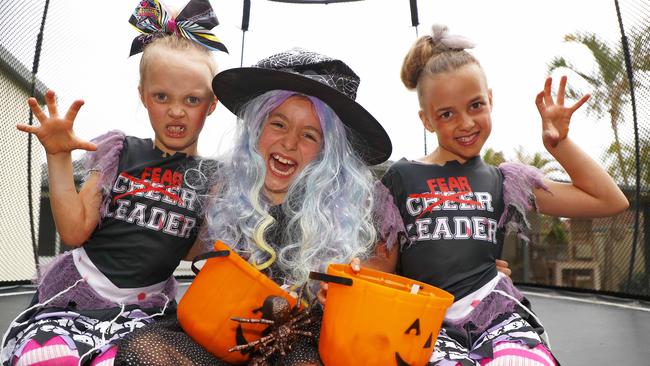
604, 135, 650, 190
605, 133, 650, 290
482, 147, 506, 166
508, 146, 567, 283
513, 146, 564, 177
548, 26, 650, 186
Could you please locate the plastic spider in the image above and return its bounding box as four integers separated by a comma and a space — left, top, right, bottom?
228, 295, 318, 366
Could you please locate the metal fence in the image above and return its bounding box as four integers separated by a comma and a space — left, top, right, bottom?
502, 0, 649, 299
0, 1, 648, 300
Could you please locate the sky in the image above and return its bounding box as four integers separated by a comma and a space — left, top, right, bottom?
25, 0, 626, 165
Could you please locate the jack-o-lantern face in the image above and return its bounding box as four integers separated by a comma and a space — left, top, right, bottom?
395, 318, 434, 366
315, 264, 453, 366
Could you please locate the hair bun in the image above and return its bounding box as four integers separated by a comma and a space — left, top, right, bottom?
430, 24, 475, 50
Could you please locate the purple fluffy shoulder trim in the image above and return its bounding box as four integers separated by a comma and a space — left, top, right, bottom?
373, 181, 406, 252
82, 130, 125, 218
498, 162, 549, 242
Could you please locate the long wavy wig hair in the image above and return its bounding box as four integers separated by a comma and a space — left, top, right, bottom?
204, 90, 377, 290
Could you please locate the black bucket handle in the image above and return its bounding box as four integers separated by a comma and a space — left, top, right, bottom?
308, 271, 353, 287
191, 250, 230, 275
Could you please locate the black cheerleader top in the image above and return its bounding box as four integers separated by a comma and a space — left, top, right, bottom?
83, 133, 213, 289
381, 157, 507, 301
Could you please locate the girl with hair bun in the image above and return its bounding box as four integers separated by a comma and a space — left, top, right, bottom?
377, 24, 628, 365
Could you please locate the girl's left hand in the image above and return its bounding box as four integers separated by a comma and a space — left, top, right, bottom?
317, 282, 328, 305
535, 76, 590, 148
350, 257, 361, 273
496, 259, 511, 277
316, 258, 362, 305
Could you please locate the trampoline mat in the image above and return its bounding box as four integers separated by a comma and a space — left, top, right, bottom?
1, 283, 649, 365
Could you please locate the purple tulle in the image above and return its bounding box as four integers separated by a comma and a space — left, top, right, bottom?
373, 181, 406, 252
444, 276, 523, 334
38, 250, 177, 310
497, 162, 549, 242
82, 130, 125, 219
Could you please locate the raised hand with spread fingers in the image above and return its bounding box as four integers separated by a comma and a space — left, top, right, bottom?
535, 76, 590, 149
17, 89, 96, 154
532, 76, 628, 218
17, 89, 102, 246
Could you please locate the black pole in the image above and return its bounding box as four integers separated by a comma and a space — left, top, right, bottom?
240, 32, 246, 67
408, 0, 426, 155
27, 0, 52, 279
613, 0, 641, 293
409, 0, 419, 28
240, 0, 251, 67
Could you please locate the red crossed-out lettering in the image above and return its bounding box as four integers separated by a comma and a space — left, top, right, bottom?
113, 172, 182, 204
408, 191, 483, 219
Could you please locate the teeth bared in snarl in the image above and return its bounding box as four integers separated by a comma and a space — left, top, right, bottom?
167, 126, 185, 133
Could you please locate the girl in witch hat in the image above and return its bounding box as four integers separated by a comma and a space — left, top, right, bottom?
116, 47, 399, 366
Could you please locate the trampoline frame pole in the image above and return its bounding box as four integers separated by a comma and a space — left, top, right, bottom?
613, 0, 642, 293
27, 0, 52, 279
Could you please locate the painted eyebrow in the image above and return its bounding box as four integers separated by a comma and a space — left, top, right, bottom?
469, 95, 486, 104
303, 125, 323, 137
267, 111, 289, 121
267, 112, 322, 135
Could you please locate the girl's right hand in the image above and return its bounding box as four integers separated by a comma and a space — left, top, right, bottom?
16, 90, 96, 154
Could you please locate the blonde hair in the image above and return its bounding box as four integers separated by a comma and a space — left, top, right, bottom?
138, 35, 218, 88
400, 25, 482, 105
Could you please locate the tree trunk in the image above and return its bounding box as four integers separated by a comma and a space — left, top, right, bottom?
611, 133, 629, 186
609, 113, 630, 187
603, 214, 621, 291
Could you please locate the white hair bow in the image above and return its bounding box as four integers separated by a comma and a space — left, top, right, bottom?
430, 24, 475, 50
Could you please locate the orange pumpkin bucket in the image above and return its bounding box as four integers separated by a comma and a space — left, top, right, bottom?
177, 241, 296, 364
313, 264, 453, 366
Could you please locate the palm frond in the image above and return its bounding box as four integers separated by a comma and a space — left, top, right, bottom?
630, 25, 650, 71
512, 146, 563, 176
482, 148, 506, 166
564, 32, 625, 86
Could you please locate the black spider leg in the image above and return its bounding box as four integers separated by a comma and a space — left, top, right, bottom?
294, 296, 320, 326
228, 331, 277, 353
277, 298, 319, 348
286, 309, 316, 333
261, 338, 282, 359
300, 295, 322, 323
294, 283, 309, 312
235, 324, 253, 354
230, 317, 274, 325
246, 325, 286, 366
271, 302, 316, 358
249, 354, 272, 366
